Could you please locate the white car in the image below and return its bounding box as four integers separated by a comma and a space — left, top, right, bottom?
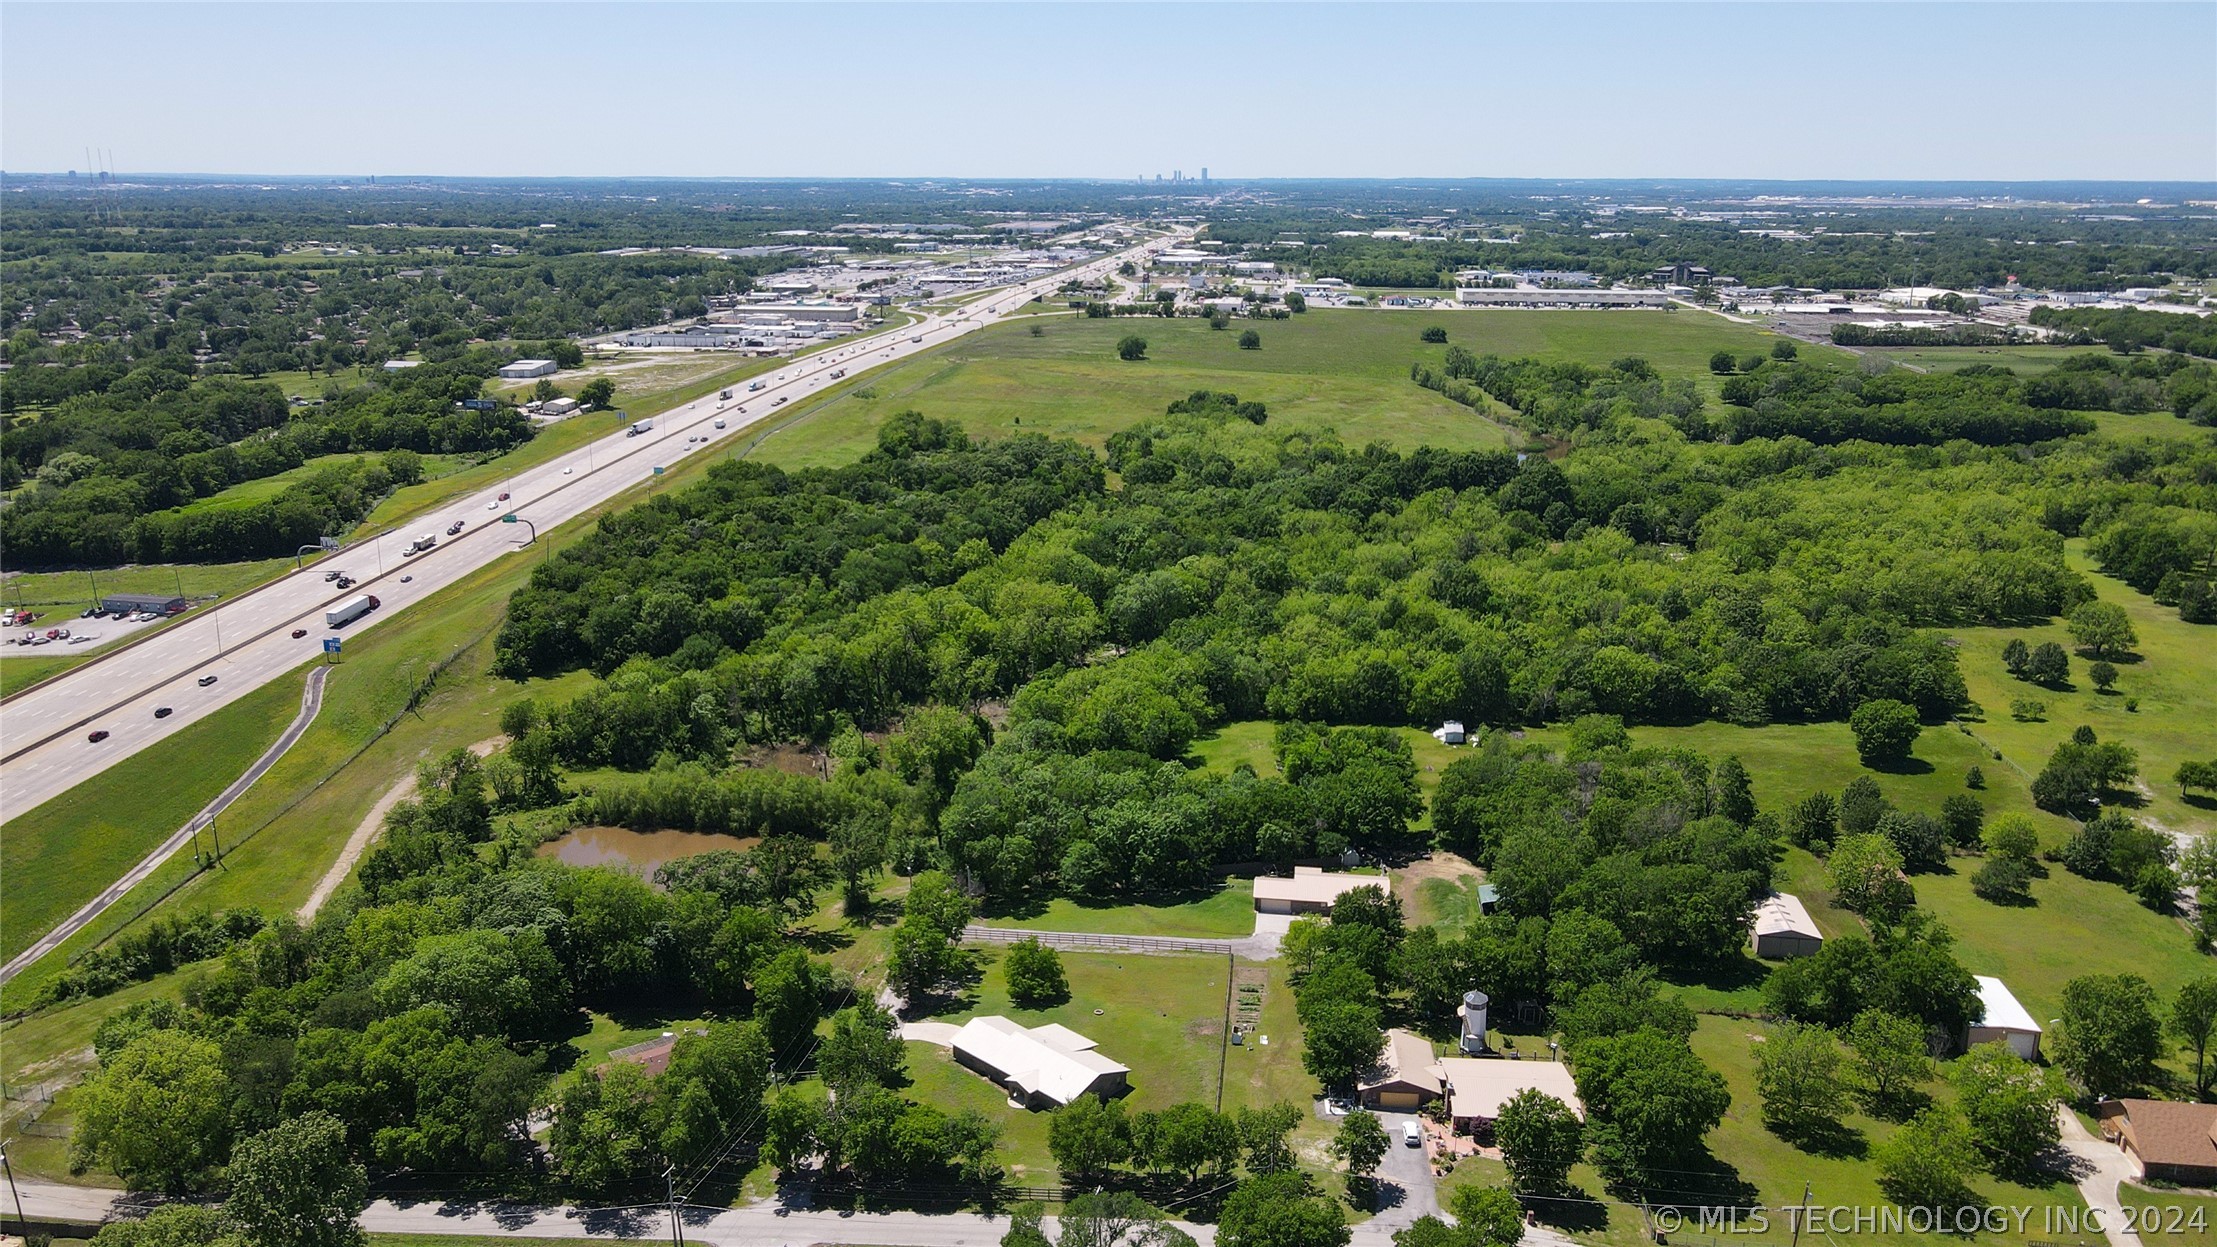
487, 500, 499, 510
1403, 1121, 1422, 1148
713, 419, 726, 429
563, 466, 574, 475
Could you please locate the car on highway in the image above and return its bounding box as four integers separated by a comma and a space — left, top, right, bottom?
498, 491, 510, 501
714, 418, 726, 429
400, 575, 413, 583
87, 730, 109, 743
563, 466, 574, 474
446, 521, 465, 536
487, 500, 500, 510
292, 628, 308, 638
773, 396, 788, 406
198, 675, 219, 687
324, 570, 345, 582
154, 707, 173, 719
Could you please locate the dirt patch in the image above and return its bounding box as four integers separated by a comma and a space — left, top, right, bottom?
739, 742, 827, 779
1393, 852, 1481, 901
298, 735, 504, 922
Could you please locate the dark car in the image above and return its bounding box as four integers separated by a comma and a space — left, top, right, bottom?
88, 730, 109, 742
498, 491, 510, 501
198, 675, 219, 687
292, 628, 308, 639
446, 521, 465, 536
154, 707, 173, 719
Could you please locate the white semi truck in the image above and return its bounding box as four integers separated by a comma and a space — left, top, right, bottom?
326, 594, 381, 628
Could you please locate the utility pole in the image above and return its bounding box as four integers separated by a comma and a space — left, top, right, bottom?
664, 1164, 686, 1247
1, 1146, 27, 1232
1789, 1180, 1812, 1247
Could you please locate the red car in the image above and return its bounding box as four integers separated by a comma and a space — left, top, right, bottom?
292, 628, 308, 639
498, 492, 510, 501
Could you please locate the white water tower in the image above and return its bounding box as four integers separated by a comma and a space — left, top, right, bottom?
1459, 990, 1491, 1054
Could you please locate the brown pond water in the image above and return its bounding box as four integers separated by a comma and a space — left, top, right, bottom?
535, 827, 759, 875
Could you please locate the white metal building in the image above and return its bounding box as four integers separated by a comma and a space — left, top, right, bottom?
949, 1017, 1129, 1108
1750, 892, 1823, 960
1967, 975, 2043, 1059
499, 359, 558, 380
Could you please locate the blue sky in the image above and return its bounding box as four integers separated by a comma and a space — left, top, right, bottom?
4, 2, 2212, 181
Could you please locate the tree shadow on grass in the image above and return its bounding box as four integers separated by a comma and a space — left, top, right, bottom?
1661, 952, 1770, 996
1768, 1114, 1868, 1161
1524, 1186, 1612, 1235
1867, 755, 1936, 777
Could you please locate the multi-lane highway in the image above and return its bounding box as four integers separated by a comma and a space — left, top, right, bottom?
0, 231, 1180, 825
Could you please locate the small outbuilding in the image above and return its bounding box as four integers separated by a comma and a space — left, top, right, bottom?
1431, 721, 1466, 745
1967, 975, 2043, 1059
1253, 866, 1390, 915
1749, 892, 1823, 960
950, 1016, 1128, 1109
1358, 1028, 1442, 1111
498, 358, 558, 380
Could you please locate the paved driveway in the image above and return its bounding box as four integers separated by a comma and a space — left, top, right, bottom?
1369, 1111, 1440, 1228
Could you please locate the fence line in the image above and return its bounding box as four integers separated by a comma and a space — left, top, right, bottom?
961, 925, 1239, 955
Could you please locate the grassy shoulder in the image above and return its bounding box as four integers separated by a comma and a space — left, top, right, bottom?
0, 673, 303, 963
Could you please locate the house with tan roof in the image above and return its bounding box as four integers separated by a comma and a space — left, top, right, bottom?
1432, 1056, 1584, 1139
1252, 866, 1389, 914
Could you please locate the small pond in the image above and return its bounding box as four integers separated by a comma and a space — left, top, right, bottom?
535, 826, 759, 875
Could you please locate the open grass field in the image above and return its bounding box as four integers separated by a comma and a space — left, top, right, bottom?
977, 882, 1256, 938
745, 309, 1810, 472
175, 451, 470, 516
2124, 1186, 2217, 1245
1863, 343, 2121, 376
1949, 541, 2217, 838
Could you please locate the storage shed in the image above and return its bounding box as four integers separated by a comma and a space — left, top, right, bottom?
1966, 975, 2043, 1059
1749, 892, 1823, 960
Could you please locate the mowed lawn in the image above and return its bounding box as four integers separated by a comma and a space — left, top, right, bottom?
910, 948, 1322, 1190
1608, 718, 2213, 1038
1949, 540, 2217, 838
977, 881, 1257, 938
0, 672, 303, 963
1690, 1014, 2087, 1247
1862, 344, 2120, 376
748, 309, 1804, 471
1191, 719, 1463, 802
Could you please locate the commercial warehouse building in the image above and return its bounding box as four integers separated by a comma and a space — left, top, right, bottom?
498, 359, 558, 380
101, 593, 187, 615
950, 1017, 1129, 1109
1455, 288, 1670, 310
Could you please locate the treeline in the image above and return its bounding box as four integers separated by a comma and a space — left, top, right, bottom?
2, 353, 533, 567
1416, 349, 1703, 435
1830, 324, 2020, 347
2029, 305, 2217, 359
1708, 361, 2096, 446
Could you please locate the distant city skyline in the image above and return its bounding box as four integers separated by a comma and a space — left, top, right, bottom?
3, 2, 2212, 182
